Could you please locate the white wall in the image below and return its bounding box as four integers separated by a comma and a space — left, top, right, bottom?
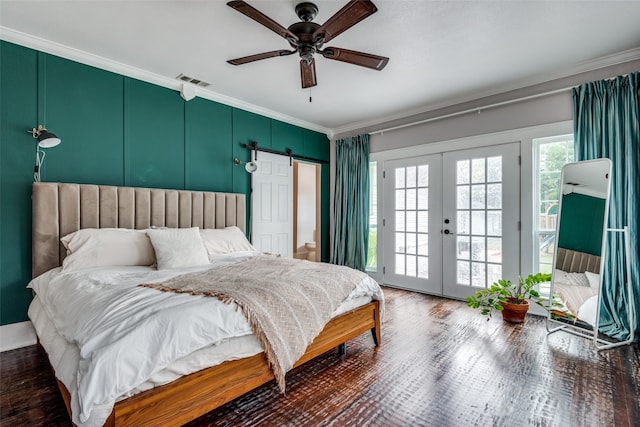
369, 92, 570, 152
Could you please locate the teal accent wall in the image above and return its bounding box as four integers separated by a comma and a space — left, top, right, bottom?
557, 192, 607, 255
0, 41, 330, 325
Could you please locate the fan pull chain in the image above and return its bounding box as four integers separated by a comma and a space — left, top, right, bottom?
309, 87, 312, 103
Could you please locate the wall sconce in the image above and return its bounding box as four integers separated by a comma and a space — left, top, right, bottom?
233, 157, 257, 173
28, 125, 61, 182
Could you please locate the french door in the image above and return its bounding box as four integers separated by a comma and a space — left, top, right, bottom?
382, 155, 443, 294
382, 143, 520, 299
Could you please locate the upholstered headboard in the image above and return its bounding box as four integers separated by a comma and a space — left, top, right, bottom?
555, 247, 600, 274
32, 182, 246, 278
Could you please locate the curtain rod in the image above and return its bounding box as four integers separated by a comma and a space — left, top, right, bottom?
241, 142, 328, 164
369, 86, 574, 136
369, 72, 633, 136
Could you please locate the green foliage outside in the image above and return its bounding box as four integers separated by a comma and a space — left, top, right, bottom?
539, 142, 574, 214
366, 228, 377, 269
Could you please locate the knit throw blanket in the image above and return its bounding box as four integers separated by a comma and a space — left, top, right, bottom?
140, 254, 366, 391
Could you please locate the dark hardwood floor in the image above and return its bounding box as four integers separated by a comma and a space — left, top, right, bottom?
1, 287, 638, 426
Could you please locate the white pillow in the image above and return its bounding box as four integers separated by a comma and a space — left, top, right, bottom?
146, 227, 210, 269
584, 271, 601, 289
61, 228, 155, 272
200, 226, 256, 256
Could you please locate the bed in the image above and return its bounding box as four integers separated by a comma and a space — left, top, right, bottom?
550, 248, 601, 327
29, 182, 383, 427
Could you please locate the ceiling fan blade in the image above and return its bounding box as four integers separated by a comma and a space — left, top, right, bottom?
300, 59, 317, 89
228, 50, 296, 65
312, 0, 377, 44
227, 1, 299, 42
322, 47, 389, 70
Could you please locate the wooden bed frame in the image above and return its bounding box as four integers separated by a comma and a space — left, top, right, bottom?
32, 182, 381, 426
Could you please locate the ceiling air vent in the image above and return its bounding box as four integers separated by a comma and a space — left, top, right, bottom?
175, 74, 211, 88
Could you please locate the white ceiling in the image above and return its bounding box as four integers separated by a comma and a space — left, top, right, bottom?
2, 1, 640, 136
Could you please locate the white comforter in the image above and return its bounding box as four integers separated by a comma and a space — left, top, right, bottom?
28, 252, 383, 427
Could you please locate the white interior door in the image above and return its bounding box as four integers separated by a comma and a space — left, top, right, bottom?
382, 155, 443, 294
251, 151, 293, 257
442, 143, 520, 299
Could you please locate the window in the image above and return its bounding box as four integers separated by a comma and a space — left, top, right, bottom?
534, 135, 574, 273
366, 161, 377, 270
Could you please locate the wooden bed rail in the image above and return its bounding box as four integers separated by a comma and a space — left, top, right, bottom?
54, 300, 381, 427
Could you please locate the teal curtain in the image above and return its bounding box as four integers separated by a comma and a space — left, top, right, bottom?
331, 134, 370, 271
572, 72, 639, 341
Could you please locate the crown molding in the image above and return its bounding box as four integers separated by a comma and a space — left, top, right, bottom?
332, 47, 640, 137
0, 27, 330, 137
3, 26, 636, 140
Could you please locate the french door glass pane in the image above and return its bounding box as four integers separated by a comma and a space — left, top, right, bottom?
471, 185, 485, 209
487, 156, 502, 182
471, 237, 486, 261
457, 211, 470, 234
487, 211, 502, 236
472, 158, 485, 183
406, 211, 417, 232
418, 166, 429, 186
418, 211, 429, 233
418, 257, 429, 278
417, 188, 428, 209
406, 233, 417, 254
487, 237, 502, 263
457, 236, 470, 259
395, 169, 405, 188
457, 261, 470, 285
406, 166, 416, 187
457, 186, 469, 209
487, 263, 502, 285
395, 189, 405, 210
418, 234, 428, 256
457, 160, 470, 184
406, 189, 417, 210
395, 233, 405, 253
396, 254, 405, 275
472, 262, 486, 287
487, 184, 502, 209
471, 211, 486, 235
407, 255, 417, 276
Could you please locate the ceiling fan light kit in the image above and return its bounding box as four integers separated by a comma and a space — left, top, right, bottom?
226, 0, 389, 89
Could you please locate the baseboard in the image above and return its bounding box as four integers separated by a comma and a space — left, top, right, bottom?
0, 321, 37, 352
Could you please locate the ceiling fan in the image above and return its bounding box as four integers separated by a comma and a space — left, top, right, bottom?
226, 0, 389, 88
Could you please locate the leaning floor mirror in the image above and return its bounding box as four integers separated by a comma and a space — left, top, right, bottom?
546, 158, 633, 349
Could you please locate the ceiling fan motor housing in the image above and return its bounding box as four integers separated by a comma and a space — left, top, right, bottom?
287, 21, 322, 59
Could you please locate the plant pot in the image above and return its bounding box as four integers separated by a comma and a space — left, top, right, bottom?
501, 299, 529, 324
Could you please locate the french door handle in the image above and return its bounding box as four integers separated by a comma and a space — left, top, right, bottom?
443, 229, 455, 235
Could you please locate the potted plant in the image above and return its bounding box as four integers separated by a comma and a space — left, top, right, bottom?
467, 273, 552, 323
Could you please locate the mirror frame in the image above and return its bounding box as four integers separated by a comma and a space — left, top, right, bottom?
546, 158, 613, 344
